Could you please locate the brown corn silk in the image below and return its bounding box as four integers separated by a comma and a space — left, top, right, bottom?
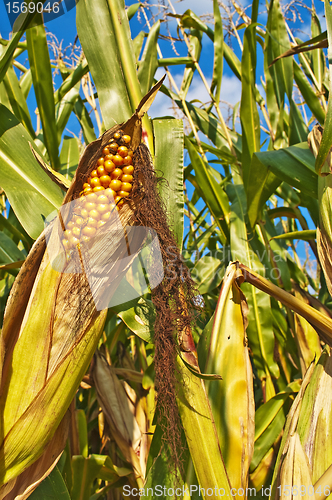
131, 145, 199, 473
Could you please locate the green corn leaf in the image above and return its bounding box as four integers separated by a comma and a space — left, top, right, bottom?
0, 231, 26, 265
289, 99, 308, 146
54, 59, 88, 105
74, 97, 96, 145
251, 382, 300, 472
29, 465, 71, 500
185, 136, 230, 244
228, 170, 279, 399
158, 56, 192, 66
59, 136, 80, 181
19, 68, 32, 100
311, 9, 325, 92
0, 213, 31, 252
270, 229, 317, 241
56, 85, 80, 145
76, 0, 141, 128
176, 355, 232, 497
26, 16, 60, 171
266, 0, 293, 106
138, 21, 160, 96
0, 105, 63, 239
0, 2, 41, 83
153, 118, 184, 250
126, 2, 141, 21
293, 60, 325, 126
253, 142, 317, 199
246, 153, 281, 227
192, 256, 224, 295
241, 23, 260, 184
117, 298, 154, 343
315, 0, 332, 175
133, 31, 145, 63
2, 63, 35, 138
169, 9, 214, 39
210, 0, 223, 104
180, 29, 202, 99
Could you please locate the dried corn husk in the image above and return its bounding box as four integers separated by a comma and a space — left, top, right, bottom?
92, 352, 145, 485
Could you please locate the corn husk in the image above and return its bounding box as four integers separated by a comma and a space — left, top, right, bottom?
271, 348, 332, 499
92, 352, 145, 486
0, 78, 164, 499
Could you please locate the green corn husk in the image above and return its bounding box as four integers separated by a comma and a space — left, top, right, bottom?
271, 348, 332, 499
204, 262, 255, 496
0, 79, 164, 499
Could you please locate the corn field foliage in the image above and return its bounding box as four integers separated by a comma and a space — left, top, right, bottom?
2, 0, 332, 498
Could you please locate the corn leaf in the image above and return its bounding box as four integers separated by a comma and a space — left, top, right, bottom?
138, 21, 160, 96
241, 23, 260, 180
185, 136, 230, 244
59, 136, 80, 181
0, 3, 40, 83
26, 16, 60, 171
251, 381, 300, 472
315, 0, 332, 175
311, 9, 325, 92
210, 0, 223, 104
2, 63, 35, 138
270, 229, 317, 241
293, 60, 325, 126
77, 0, 144, 130
0, 104, 63, 239
246, 153, 282, 227
176, 355, 232, 496
266, 0, 293, 106
73, 98, 96, 145
56, 85, 80, 145
153, 118, 184, 249
180, 29, 202, 99
54, 59, 88, 105
0, 231, 25, 266
253, 143, 317, 199
228, 172, 279, 399
29, 466, 71, 500
192, 256, 224, 295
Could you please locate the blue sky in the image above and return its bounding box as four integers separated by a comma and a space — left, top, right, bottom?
0, 0, 325, 269
0, 0, 325, 133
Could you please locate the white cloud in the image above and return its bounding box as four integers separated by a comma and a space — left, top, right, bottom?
148, 71, 243, 127
171, 0, 213, 17
219, 75, 242, 107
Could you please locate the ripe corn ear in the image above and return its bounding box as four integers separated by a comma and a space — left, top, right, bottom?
0, 78, 165, 498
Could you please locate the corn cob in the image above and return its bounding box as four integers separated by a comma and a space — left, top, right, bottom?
61, 131, 135, 251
